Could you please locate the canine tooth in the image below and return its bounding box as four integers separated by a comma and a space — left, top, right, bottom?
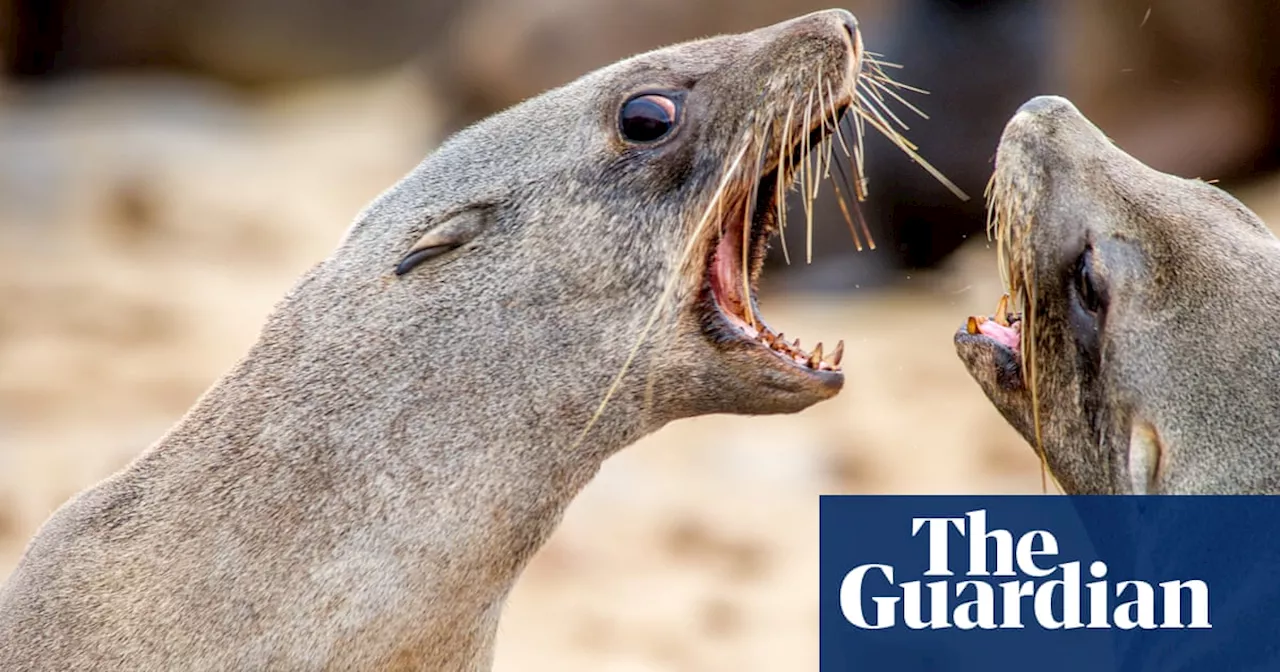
966, 316, 981, 335
831, 340, 844, 366
995, 295, 1010, 326
808, 343, 824, 368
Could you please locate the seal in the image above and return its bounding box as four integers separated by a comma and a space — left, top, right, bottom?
955, 95, 1280, 495
0, 10, 863, 670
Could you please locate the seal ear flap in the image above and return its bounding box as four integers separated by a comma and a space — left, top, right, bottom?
1127, 419, 1164, 494
394, 207, 492, 276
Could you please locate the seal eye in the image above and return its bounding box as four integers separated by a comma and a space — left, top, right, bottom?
619, 94, 678, 143
1074, 247, 1105, 315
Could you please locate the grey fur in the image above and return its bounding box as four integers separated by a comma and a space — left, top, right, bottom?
956, 95, 1280, 495
0, 11, 858, 670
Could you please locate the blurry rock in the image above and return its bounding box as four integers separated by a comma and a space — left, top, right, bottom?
2, 0, 466, 85
1061, 0, 1280, 182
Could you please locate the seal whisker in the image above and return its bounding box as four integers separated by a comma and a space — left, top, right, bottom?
802, 88, 815, 264
775, 102, 795, 265
831, 153, 876, 250
858, 76, 913, 132
864, 75, 930, 121
850, 103, 868, 201
829, 168, 864, 251
816, 79, 833, 181
853, 101, 969, 201
741, 132, 768, 328
864, 58, 921, 90
856, 90, 915, 149
831, 110, 876, 248
822, 135, 836, 183
863, 55, 904, 69
827, 80, 853, 160
810, 70, 826, 192
867, 73, 930, 95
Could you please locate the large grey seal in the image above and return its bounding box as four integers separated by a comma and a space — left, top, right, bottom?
955, 95, 1280, 495
0, 10, 867, 670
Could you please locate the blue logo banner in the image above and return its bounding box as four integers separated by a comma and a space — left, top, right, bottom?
819, 496, 1280, 671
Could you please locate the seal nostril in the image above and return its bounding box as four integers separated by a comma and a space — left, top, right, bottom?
835, 10, 858, 43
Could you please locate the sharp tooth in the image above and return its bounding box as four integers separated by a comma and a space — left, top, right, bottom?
808, 343, 824, 368
831, 340, 844, 366
995, 295, 1010, 326
966, 316, 981, 335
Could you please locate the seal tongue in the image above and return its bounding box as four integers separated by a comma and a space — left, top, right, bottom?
707, 215, 842, 372
964, 294, 1022, 351
977, 320, 1021, 350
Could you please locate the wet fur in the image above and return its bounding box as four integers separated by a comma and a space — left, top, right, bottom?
0, 11, 858, 670
957, 96, 1280, 494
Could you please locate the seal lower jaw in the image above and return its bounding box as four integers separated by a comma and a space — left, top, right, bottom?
955, 302, 1024, 393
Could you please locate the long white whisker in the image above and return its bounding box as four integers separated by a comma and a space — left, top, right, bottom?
802, 88, 815, 264
865, 76, 930, 120
855, 106, 968, 201
776, 102, 794, 265
859, 88, 911, 132
864, 57, 904, 69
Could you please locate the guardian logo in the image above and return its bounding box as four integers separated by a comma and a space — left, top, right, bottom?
838, 510, 1210, 631
818, 496, 1277, 671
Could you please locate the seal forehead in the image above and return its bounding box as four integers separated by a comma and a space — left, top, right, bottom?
990, 96, 1270, 300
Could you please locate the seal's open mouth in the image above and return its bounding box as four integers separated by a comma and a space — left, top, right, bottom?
700, 115, 846, 375
957, 294, 1025, 389
966, 295, 1022, 352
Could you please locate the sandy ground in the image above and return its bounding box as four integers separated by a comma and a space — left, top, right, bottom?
0, 73, 1275, 670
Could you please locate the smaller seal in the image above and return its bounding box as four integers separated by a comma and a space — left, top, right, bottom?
955, 95, 1280, 495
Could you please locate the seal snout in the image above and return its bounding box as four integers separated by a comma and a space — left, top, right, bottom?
999, 94, 1112, 165
1001, 95, 1086, 144
830, 8, 859, 41
1014, 95, 1079, 120
776, 8, 863, 65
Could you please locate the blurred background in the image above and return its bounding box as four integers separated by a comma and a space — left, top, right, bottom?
0, 0, 1277, 669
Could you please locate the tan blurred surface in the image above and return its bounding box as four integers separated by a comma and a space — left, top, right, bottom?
1, 72, 1277, 670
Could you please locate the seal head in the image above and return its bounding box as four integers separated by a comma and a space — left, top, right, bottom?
353, 9, 859, 427
956, 96, 1280, 494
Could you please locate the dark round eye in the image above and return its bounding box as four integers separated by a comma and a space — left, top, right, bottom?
1075, 247, 1105, 315
619, 94, 678, 143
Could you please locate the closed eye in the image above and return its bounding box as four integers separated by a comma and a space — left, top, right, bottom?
1068, 245, 1108, 364
1074, 247, 1105, 316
